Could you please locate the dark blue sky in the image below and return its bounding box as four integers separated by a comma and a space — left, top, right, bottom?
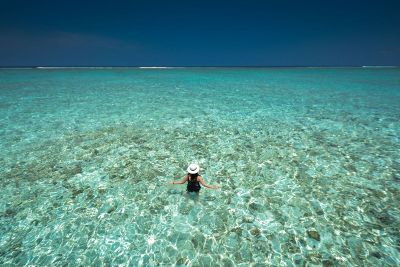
1, 0, 399, 66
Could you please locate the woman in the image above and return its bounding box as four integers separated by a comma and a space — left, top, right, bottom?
170, 163, 221, 193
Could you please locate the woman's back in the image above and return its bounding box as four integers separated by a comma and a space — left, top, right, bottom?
187, 173, 201, 192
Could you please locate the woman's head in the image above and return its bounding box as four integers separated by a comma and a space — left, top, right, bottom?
187, 163, 200, 174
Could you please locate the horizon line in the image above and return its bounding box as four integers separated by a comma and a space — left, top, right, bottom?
0, 65, 399, 69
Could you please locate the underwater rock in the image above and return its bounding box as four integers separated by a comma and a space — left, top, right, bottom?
307, 230, 321, 241
62, 164, 82, 177
36, 237, 43, 244
250, 227, 261, 236
191, 233, 205, 249
106, 206, 117, 214
249, 201, 264, 212
176, 257, 189, 265
72, 188, 84, 198
110, 172, 125, 180
345, 164, 357, 173
294, 258, 304, 266
316, 210, 324, 216
98, 184, 107, 194
322, 259, 334, 267
4, 208, 17, 218
287, 235, 300, 253
86, 190, 94, 200
370, 251, 382, 259
230, 227, 243, 236
377, 214, 394, 224
369, 209, 395, 225
30, 219, 40, 226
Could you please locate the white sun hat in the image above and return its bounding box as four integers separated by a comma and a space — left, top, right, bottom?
187, 163, 200, 174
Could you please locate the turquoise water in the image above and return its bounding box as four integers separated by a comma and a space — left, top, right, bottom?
0, 67, 399, 266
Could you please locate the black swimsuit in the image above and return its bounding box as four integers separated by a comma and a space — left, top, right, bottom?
187, 174, 201, 192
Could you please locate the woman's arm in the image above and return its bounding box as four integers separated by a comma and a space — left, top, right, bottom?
198, 176, 221, 189
170, 175, 189, 184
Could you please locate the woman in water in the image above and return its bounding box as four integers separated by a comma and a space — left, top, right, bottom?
170, 164, 221, 193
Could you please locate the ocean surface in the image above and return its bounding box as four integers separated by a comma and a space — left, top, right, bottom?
0, 67, 399, 266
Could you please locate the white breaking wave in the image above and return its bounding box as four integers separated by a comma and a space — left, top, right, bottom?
362, 66, 398, 68
138, 66, 184, 69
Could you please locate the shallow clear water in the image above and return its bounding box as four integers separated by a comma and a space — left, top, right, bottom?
0, 67, 399, 266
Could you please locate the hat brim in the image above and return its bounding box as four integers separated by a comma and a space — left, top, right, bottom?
187, 164, 199, 174
188, 169, 199, 174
